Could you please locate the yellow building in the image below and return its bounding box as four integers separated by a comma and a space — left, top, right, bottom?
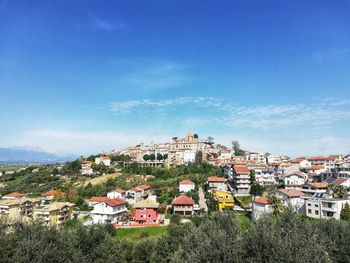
212, 190, 234, 211
33, 202, 75, 227
0, 198, 41, 222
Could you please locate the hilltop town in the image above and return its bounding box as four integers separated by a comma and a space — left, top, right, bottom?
1, 131, 350, 229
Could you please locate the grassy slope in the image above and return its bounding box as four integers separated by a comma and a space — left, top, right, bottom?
114, 226, 168, 240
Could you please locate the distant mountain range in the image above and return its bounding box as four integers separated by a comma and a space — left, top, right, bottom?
0, 146, 77, 165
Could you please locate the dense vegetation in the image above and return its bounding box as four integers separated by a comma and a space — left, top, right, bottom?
1, 210, 349, 262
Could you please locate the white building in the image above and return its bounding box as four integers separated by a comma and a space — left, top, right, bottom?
269, 188, 305, 212
80, 167, 94, 175
2, 192, 27, 200
95, 156, 111, 167
207, 176, 227, 192
91, 198, 128, 224
290, 159, 312, 168
254, 168, 276, 186
107, 188, 126, 199
300, 182, 328, 197
284, 172, 308, 188
252, 197, 272, 220
305, 193, 350, 220
179, 180, 195, 193
232, 165, 251, 196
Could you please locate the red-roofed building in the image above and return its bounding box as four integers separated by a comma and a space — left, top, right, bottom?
284, 172, 308, 188
107, 188, 126, 199
232, 165, 251, 196
179, 180, 195, 193
172, 195, 195, 216
91, 198, 128, 224
41, 190, 65, 200
269, 188, 305, 212
207, 176, 227, 192
87, 196, 110, 207
2, 192, 27, 200
125, 185, 152, 205
252, 197, 272, 220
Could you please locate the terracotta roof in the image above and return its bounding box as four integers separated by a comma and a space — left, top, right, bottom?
105, 198, 127, 207
134, 199, 159, 209
253, 197, 269, 205
307, 156, 337, 161
290, 159, 305, 163
234, 165, 250, 174
41, 190, 64, 197
131, 187, 143, 193
114, 188, 125, 193
87, 196, 109, 203
284, 172, 305, 177
207, 176, 225, 182
278, 188, 304, 197
306, 182, 328, 189
310, 165, 325, 170
3, 192, 27, 198
137, 184, 151, 190
179, 180, 195, 185
172, 195, 195, 205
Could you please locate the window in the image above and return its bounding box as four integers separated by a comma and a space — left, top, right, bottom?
148, 214, 151, 218
308, 203, 311, 206
315, 210, 319, 215
308, 209, 312, 214
315, 204, 318, 207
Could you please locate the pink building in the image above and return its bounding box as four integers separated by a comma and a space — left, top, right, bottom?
134, 199, 159, 224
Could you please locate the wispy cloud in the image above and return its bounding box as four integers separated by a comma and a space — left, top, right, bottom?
76, 14, 126, 31
108, 97, 350, 129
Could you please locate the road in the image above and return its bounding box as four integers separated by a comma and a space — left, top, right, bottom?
198, 187, 208, 212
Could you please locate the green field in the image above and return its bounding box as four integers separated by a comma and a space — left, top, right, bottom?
114, 226, 168, 240
236, 213, 252, 230
0, 165, 28, 172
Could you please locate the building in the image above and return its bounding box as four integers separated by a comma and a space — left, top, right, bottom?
232, 165, 251, 196
133, 199, 159, 224
86, 196, 110, 207
254, 168, 277, 186
284, 172, 308, 188
2, 192, 27, 200
41, 190, 65, 201
91, 198, 128, 224
0, 198, 40, 222
269, 188, 305, 212
300, 182, 328, 197
252, 197, 272, 220
95, 156, 111, 167
212, 190, 234, 211
289, 159, 311, 168
171, 195, 195, 216
33, 202, 75, 226
305, 193, 350, 220
107, 188, 126, 199
207, 176, 227, 192
80, 167, 94, 175
179, 180, 195, 193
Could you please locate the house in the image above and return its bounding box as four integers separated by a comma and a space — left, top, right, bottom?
179, 180, 195, 193
269, 188, 305, 212
232, 165, 251, 196
171, 195, 195, 216
80, 167, 94, 175
125, 184, 152, 205
137, 184, 152, 197
87, 196, 110, 207
2, 192, 27, 200
33, 202, 75, 226
289, 159, 311, 168
252, 197, 272, 220
254, 168, 277, 186
284, 172, 308, 188
107, 188, 126, 199
305, 193, 350, 220
0, 198, 40, 222
95, 156, 111, 167
133, 199, 159, 224
207, 176, 227, 192
91, 198, 128, 224
41, 190, 65, 201
212, 190, 234, 211
329, 178, 350, 188
300, 182, 328, 197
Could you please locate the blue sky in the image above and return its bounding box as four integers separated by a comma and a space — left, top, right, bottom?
1, 0, 350, 156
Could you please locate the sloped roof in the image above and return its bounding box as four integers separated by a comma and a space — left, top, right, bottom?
253, 197, 269, 205
234, 165, 250, 173
306, 182, 328, 189
278, 188, 304, 197
137, 184, 151, 190
332, 178, 348, 186
87, 196, 109, 203
207, 176, 225, 182
105, 198, 127, 207
41, 190, 64, 197
172, 195, 195, 205
114, 188, 126, 193
179, 180, 195, 185
3, 192, 27, 198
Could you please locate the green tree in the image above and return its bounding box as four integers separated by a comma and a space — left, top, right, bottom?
149, 154, 156, 161
156, 153, 163, 161
268, 196, 284, 215
250, 182, 264, 197
340, 203, 350, 221
143, 154, 150, 161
